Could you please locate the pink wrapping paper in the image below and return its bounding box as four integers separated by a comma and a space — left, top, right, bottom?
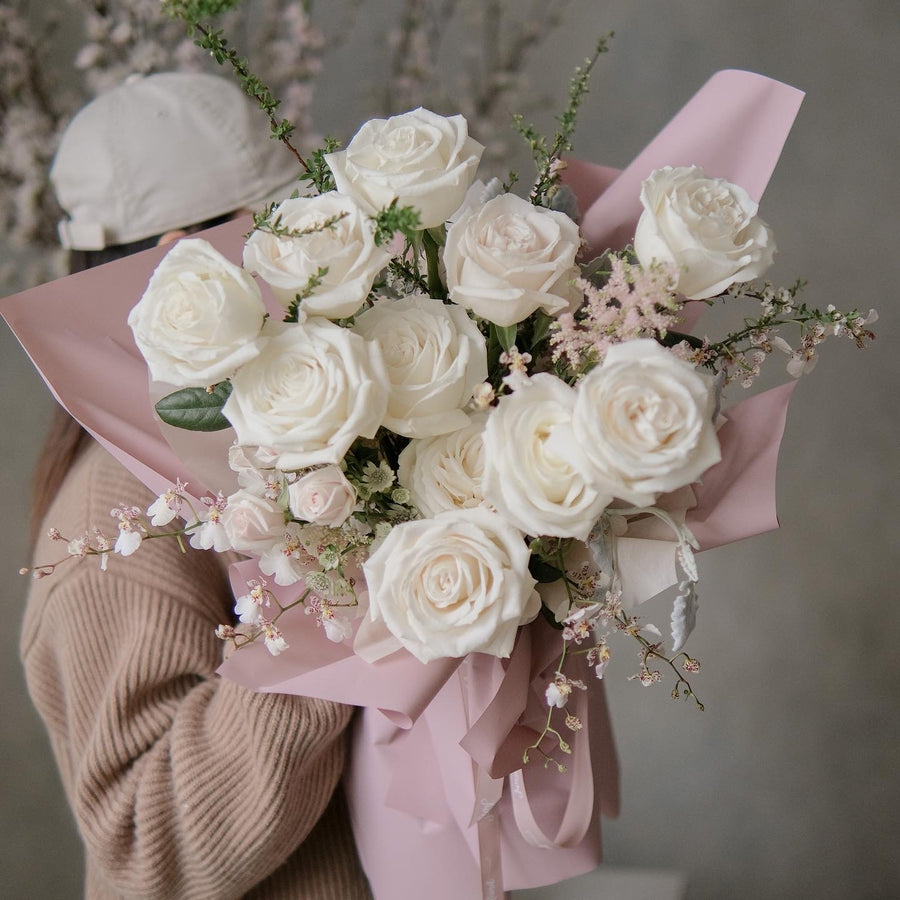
0, 69, 804, 898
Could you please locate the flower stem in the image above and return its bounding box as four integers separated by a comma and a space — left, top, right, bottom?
422, 228, 446, 300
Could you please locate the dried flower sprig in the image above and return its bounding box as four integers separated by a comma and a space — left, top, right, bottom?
21, 485, 205, 578
666, 281, 876, 386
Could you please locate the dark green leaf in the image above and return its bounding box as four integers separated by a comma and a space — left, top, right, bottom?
155, 381, 233, 432
529, 555, 564, 584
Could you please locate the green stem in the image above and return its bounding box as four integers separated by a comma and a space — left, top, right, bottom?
422, 229, 445, 300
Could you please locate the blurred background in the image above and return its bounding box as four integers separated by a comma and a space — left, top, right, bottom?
2, 1, 897, 897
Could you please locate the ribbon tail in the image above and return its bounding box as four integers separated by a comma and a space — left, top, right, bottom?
510, 688, 594, 850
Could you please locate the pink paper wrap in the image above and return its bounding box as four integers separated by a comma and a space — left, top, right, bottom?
1, 69, 803, 898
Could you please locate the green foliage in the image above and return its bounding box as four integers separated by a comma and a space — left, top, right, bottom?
251, 205, 348, 239
162, 0, 304, 169
298, 138, 341, 195
155, 381, 234, 432
421, 226, 445, 300
387, 259, 429, 294
514, 33, 614, 208
162, 0, 242, 21
372, 201, 422, 246
284, 267, 330, 322
528, 554, 564, 584
494, 322, 518, 353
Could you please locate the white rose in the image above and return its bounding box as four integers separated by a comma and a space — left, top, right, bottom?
572, 339, 721, 505
482, 373, 614, 540
397, 413, 488, 517
443, 192, 582, 327
634, 166, 776, 300
128, 238, 265, 387
223, 319, 389, 470
352, 294, 487, 438
243, 192, 392, 319
220, 489, 287, 554
288, 466, 356, 527
363, 508, 540, 663
325, 108, 484, 229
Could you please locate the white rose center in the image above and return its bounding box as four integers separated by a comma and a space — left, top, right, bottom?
422, 554, 468, 608
481, 213, 537, 254
618, 388, 681, 448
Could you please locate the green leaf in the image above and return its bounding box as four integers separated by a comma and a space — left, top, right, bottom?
528, 311, 553, 351
155, 382, 233, 432
529, 555, 564, 584
494, 323, 518, 353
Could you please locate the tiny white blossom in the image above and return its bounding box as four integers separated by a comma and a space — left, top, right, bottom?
114, 527, 142, 557
147, 481, 187, 526
188, 493, 230, 552
321, 605, 353, 642
544, 673, 587, 709
234, 593, 264, 625
67, 537, 88, 558
263, 622, 289, 656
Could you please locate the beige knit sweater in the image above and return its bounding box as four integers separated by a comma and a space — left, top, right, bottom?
22, 441, 372, 899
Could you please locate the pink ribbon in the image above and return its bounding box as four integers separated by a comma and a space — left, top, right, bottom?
218, 562, 615, 898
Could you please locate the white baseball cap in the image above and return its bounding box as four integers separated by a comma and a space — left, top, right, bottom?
51, 72, 300, 250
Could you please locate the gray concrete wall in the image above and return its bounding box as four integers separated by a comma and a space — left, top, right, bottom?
2, 1, 898, 897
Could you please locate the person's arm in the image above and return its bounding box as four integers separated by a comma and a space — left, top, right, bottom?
22, 454, 354, 899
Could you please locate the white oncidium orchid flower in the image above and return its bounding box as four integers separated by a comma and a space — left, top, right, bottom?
262, 621, 289, 656
188, 493, 230, 552
147, 479, 189, 527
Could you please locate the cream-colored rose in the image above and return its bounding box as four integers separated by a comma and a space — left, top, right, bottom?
288, 466, 356, 527
325, 108, 484, 229
481, 373, 614, 540
128, 238, 265, 387
397, 413, 488, 517
223, 319, 389, 470
572, 339, 721, 505
443, 192, 581, 327
352, 294, 487, 438
634, 166, 776, 300
363, 508, 540, 663
243, 192, 391, 319
220, 489, 286, 554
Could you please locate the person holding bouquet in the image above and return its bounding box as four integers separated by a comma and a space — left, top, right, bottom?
22, 71, 372, 899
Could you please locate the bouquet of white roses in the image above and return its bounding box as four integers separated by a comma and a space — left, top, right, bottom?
7, 28, 875, 899
119, 64, 872, 693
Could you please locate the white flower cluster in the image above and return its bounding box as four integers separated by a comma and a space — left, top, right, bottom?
130, 106, 785, 669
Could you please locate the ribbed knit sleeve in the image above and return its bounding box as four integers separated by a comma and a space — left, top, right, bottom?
21, 442, 371, 900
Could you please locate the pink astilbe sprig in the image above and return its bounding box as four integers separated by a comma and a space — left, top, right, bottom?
551, 255, 682, 374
